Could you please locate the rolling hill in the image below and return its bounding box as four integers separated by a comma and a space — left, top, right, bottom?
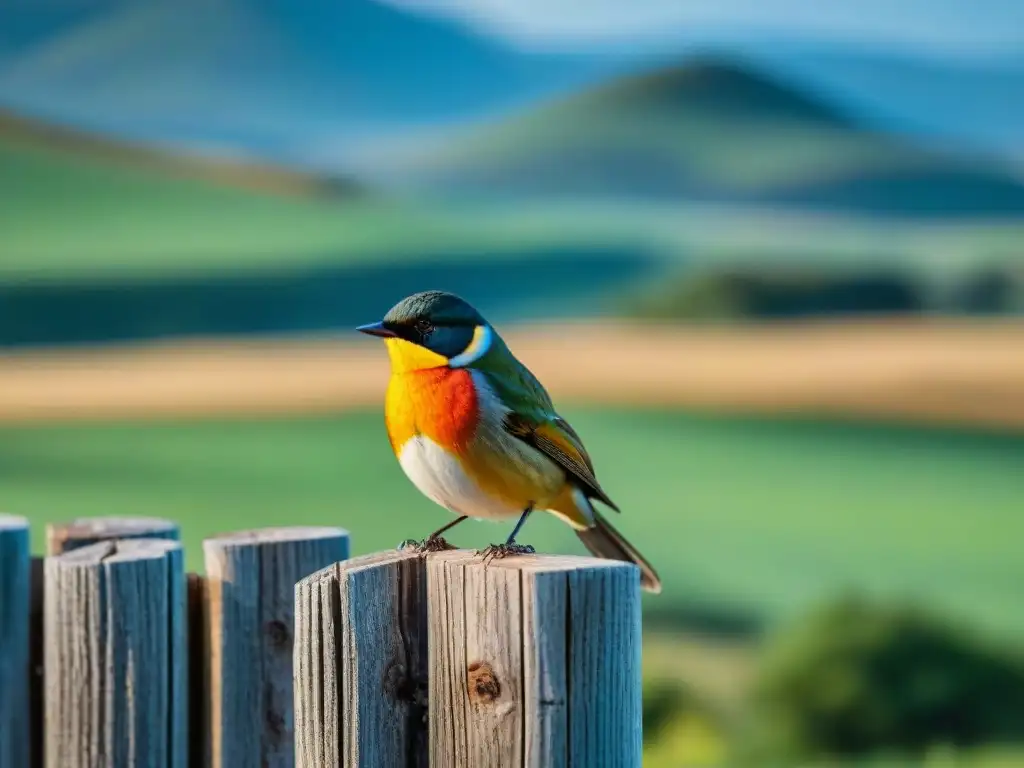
0, 110, 356, 196
0, 109, 429, 283
380, 58, 1024, 219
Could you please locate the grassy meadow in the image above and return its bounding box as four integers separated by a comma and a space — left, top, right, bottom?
0, 138, 470, 280
5, 406, 1023, 642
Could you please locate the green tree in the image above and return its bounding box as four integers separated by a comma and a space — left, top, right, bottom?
745, 596, 1024, 761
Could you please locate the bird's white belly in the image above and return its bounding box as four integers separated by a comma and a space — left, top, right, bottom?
397, 435, 521, 520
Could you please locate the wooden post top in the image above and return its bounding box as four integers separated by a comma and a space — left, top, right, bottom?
49, 537, 181, 565
431, 550, 641, 574
46, 516, 179, 555
295, 546, 422, 585
203, 525, 349, 551
298, 548, 641, 581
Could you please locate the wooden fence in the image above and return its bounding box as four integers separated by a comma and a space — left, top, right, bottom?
0, 514, 643, 767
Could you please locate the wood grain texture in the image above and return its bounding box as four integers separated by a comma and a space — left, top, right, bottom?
0, 515, 30, 768
43, 538, 187, 768
427, 552, 643, 768
522, 566, 567, 767
46, 516, 179, 555
564, 558, 643, 767
203, 526, 349, 768
294, 549, 431, 768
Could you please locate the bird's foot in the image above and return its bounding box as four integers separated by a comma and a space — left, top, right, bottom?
421, 535, 457, 552
398, 535, 456, 553
478, 542, 536, 562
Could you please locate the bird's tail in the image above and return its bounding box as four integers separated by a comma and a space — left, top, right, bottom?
576, 512, 662, 594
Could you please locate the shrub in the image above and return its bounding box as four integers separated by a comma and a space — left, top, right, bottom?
953, 266, 1024, 314
644, 679, 692, 744
643, 676, 729, 743
744, 595, 1024, 761
624, 266, 925, 321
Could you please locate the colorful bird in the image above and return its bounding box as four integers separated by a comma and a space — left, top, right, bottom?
357, 291, 661, 593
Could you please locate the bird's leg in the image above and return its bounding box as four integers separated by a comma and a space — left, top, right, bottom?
421, 515, 467, 552
398, 515, 467, 552
480, 505, 536, 561
503, 507, 533, 547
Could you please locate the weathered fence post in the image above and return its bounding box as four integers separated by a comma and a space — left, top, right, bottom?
203, 526, 349, 768
295, 549, 643, 767
44, 538, 187, 768
47, 516, 179, 555
293, 549, 432, 768
428, 552, 643, 767
0, 515, 31, 768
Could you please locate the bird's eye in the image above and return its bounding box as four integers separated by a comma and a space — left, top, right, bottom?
415, 319, 434, 340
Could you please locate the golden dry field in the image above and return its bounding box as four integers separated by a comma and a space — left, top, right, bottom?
3, 318, 1023, 430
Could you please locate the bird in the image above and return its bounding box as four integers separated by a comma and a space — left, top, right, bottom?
356, 290, 661, 593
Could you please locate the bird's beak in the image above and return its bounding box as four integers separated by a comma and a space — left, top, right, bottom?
356, 321, 398, 338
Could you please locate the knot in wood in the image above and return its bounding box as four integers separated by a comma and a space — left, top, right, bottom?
265, 619, 290, 649
265, 708, 286, 742
467, 661, 501, 704
383, 659, 407, 699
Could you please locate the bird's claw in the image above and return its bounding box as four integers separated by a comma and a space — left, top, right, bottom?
421, 535, 456, 552
478, 542, 536, 562
398, 536, 456, 553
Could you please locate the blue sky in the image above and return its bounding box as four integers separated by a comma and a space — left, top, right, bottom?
387, 0, 1024, 59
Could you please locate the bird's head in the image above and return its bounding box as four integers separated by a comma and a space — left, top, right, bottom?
357, 291, 496, 373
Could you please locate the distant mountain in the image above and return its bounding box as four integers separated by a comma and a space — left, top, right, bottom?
377, 58, 1024, 219
741, 44, 1024, 160
0, 0, 618, 159
569, 59, 852, 127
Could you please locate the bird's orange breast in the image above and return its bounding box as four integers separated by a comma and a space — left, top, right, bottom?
385, 367, 480, 454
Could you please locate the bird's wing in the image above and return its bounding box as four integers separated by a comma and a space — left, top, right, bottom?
475, 348, 619, 512
502, 411, 620, 513
479, 353, 556, 416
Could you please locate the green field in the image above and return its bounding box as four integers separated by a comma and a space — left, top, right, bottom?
5, 125, 1024, 287
0, 139, 488, 280
0, 129, 661, 284
5, 407, 1023, 642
